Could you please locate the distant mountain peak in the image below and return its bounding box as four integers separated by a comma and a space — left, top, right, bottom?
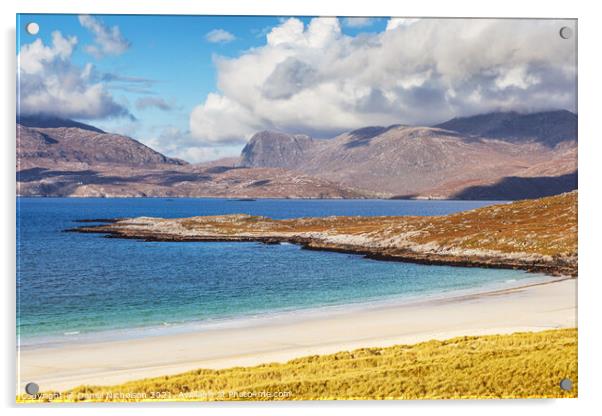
17, 114, 106, 134
239, 130, 314, 168
434, 110, 577, 146
17, 120, 187, 167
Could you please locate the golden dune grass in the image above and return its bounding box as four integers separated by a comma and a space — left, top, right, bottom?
19, 328, 577, 402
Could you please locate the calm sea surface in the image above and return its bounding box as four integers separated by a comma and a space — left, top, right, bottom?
17, 198, 550, 346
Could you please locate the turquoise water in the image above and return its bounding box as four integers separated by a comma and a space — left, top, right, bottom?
17, 198, 548, 346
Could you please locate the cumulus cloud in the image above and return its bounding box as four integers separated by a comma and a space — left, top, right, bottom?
343, 17, 377, 28
189, 17, 577, 145
145, 126, 241, 163
135, 96, 173, 111
79, 15, 131, 58
205, 29, 236, 43
17, 31, 132, 120
190, 93, 264, 144
261, 57, 318, 99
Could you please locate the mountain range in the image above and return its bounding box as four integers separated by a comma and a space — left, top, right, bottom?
239, 110, 577, 199
16, 110, 577, 199
16, 119, 361, 198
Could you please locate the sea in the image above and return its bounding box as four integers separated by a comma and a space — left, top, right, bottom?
16, 197, 553, 347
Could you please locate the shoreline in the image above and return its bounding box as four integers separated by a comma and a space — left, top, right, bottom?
17, 195, 508, 201
18, 272, 559, 349
18, 277, 576, 393
71, 226, 576, 277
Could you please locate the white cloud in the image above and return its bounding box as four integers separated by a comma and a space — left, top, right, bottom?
385, 18, 420, 31
343, 17, 377, 28
18, 31, 131, 120
78, 15, 130, 58
495, 65, 541, 90
265, 18, 305, 46
205, 29, 236, 43
188, 18, 577, 145
18, 31, 76, 73
190, 93, 263, 144
144, 125, 241, 163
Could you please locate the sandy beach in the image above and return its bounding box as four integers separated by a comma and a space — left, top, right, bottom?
18, 277, 576, 392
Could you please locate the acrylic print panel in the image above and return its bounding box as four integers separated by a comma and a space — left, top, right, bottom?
16, 14, 577, 402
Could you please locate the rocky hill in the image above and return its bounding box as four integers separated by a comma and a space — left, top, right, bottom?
240, 131, 313, 168
239, 111, 577, 199
17, 123, 186, 167
434, 110, 577, 147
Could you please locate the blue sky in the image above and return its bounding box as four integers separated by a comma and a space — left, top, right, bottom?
16, 15, 576, 163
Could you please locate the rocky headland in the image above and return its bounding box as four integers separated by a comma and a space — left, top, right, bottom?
69, 192, 577, 277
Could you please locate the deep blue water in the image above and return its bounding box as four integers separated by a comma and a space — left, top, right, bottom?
17, 198, 547, 346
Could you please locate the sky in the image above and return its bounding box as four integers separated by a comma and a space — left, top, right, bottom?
17, 15, 577, 163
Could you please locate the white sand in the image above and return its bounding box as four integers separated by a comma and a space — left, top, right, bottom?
17, 278, 577, 392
